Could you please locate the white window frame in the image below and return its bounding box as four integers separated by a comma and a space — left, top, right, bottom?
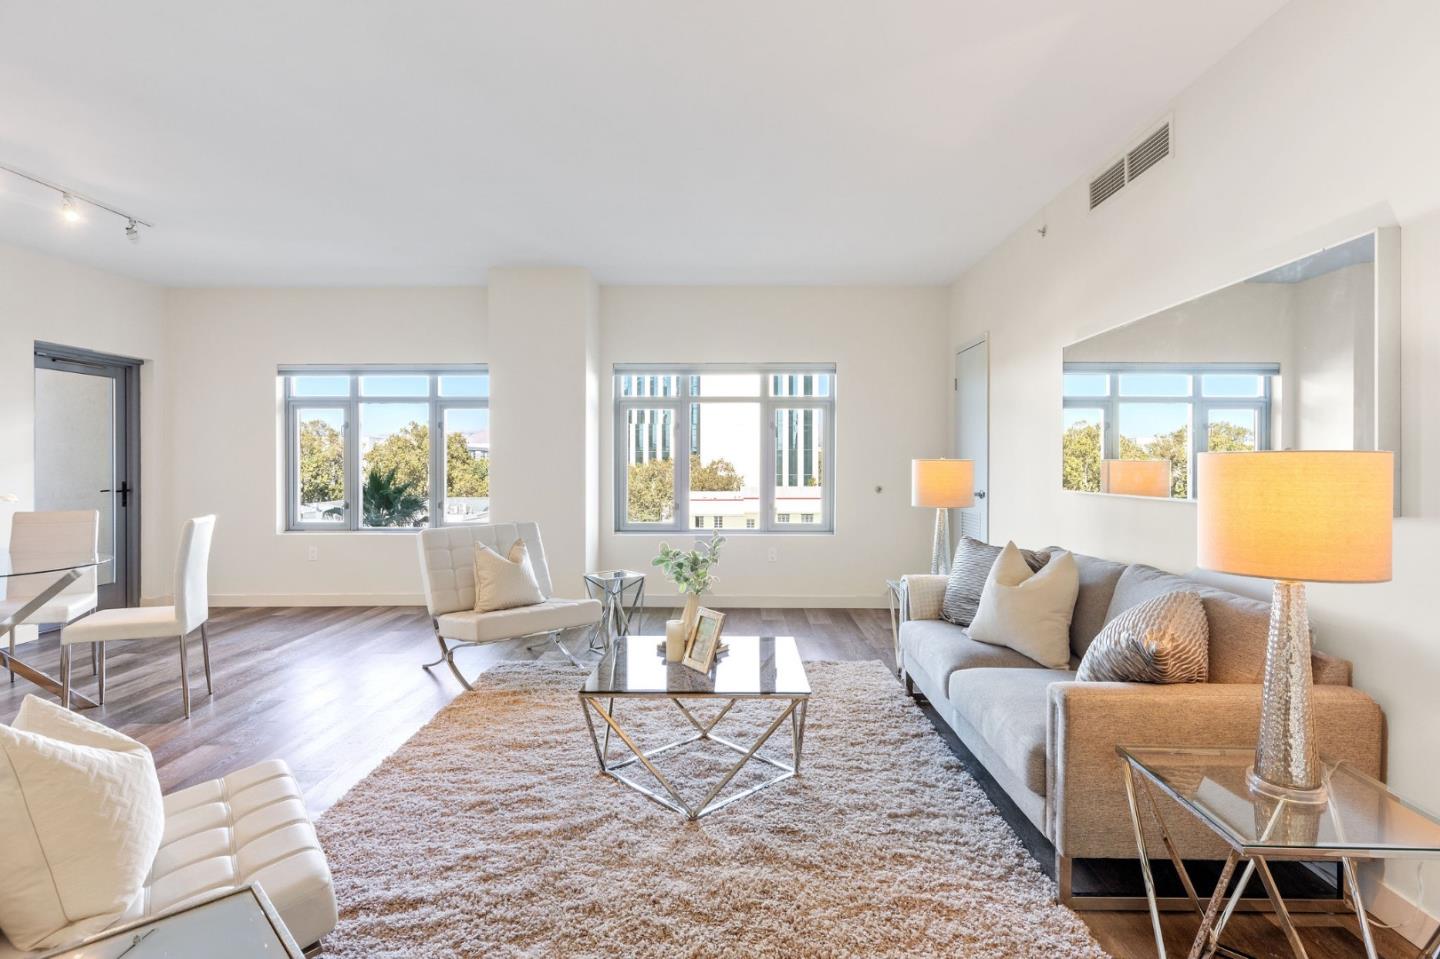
282, 365, 488, 531
613, 363, 836, 534
1062, 361, 1275, 499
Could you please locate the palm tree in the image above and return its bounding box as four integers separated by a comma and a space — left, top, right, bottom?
362, 466, 428, 527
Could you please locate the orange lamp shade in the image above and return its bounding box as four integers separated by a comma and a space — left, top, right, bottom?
1197, 451, 1394, 583
911, 459, 974, 509
1101, 459, 1171, 497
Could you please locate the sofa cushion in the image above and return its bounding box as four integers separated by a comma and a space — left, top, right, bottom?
1070, 554, 1128, 659
439, 597, 601, 644
900, 620, 1044, 693
949, 668, 1074, 795
0, 696, 165, 952
1103, 564, 1354, 685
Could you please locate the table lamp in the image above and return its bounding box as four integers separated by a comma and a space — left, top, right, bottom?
1197, 450, 1393, 803
1101, 459, 1171, 497
911, 459, 974, 575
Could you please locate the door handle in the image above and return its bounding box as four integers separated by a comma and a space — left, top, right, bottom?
100, 483, 132, 507
975, 490, 987, 500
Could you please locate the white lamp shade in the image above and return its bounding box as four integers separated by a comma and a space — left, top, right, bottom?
1101, 459, 1171, 497
1197, 451, 1393, 583
911, 459, 974, 509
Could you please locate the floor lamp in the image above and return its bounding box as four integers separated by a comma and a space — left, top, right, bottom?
912, 459, 974, 575
1197, 450, 1393, 802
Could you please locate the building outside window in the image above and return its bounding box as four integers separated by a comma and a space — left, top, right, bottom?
614, 365, 835, 533
1062, 364, 1273, 499
282, 366, 489, 530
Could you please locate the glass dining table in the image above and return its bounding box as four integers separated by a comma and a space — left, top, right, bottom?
1, 550, 112, 709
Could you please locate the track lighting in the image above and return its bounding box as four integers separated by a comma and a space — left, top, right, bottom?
0, 162, 152, 243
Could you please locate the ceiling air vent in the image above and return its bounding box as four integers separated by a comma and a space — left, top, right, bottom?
1126, 122, 1171, 182
1089, 159, 1126, 210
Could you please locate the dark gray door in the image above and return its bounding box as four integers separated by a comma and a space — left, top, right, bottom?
33, 343, 142, 610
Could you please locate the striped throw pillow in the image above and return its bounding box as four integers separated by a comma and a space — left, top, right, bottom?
940, 537, 1050, 627
1077, 590, 1209, 683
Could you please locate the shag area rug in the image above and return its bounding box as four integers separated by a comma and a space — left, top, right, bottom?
315, 660, 1109, 958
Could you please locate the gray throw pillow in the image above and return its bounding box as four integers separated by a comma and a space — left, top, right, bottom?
1077, 590, 1209, 684
941, 536, 1051, 627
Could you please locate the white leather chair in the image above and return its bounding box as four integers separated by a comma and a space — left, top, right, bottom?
2, 510, 100, 683
417, 521, 602, 688
0, 754, 337, 957
60, 516, 216, 718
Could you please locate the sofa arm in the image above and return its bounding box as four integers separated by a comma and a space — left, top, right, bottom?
899, 574, 948, 621
1046, 682, 1384, 860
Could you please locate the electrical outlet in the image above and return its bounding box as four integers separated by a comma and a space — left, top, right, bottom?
307, 546, 318, 562
767, 547, 778, 563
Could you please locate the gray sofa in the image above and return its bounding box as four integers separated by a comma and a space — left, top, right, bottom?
899, 554, 1385, 905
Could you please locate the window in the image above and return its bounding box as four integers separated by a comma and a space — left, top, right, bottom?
614, 365, 835, 532
1062, 364, 1273, 499
283, 367, 489, 530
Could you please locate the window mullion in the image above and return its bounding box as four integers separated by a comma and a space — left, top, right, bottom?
760, 399, 776, 532
675, 398, 691, 531
345, 395, 359, 530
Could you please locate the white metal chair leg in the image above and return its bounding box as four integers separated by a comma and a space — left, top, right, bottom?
6, 626, 13, 684
178, 634, 191, 718
97, 642, 106, 705
200, 622, 213, 695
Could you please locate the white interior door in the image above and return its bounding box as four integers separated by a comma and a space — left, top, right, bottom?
954, 340, 989, 543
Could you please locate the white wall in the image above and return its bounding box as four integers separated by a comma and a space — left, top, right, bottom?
949, 0, 1440, 935
165, 287, 486, 604
0, 243, 170, 601
598, 286, 950, 606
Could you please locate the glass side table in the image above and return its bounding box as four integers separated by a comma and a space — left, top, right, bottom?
1118, 745, 1440, 959
38, 883, 304, 958
885, 578, 904, 676
583, 569, 647, 653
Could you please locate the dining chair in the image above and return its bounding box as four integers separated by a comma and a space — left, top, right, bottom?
60, 515, 216, 718
2, 510, 100, 684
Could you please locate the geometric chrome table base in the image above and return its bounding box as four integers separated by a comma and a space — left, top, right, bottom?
1120, 756, 1424, 959
580, 693, 807, 821
1, 567, 100, 709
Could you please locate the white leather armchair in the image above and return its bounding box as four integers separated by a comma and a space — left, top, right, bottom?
416, 522, 601, 688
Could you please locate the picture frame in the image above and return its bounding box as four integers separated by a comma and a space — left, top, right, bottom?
682, 607, 726, 672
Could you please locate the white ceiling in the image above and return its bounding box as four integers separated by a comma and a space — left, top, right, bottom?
0, 1, 1286, 287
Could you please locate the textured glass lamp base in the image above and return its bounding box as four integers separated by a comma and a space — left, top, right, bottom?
930, 509, 950, 575
1250, 580, 1326, 803
1246, 765, 1329, 805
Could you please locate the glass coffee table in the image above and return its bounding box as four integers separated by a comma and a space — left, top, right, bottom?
1118, 745, 1440, 959
579, 635, 810, 820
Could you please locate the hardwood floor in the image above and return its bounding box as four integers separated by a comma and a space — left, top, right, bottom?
0, 605, 1410, 958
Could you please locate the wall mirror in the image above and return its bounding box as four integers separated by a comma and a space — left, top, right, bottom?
1061, 228, 1399, 502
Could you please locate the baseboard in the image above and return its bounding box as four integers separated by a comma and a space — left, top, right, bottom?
1365, 871, 1438, 948
198, 593, 427, 607
642, 594, 887, 609
163, 593, 887, 609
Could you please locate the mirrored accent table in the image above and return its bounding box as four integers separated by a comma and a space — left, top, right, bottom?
0, 550, 112, 709
1118, 745, 1440, 959
579, 635, 810, 820
582, 569, 647, 654
38, 883, 305, 958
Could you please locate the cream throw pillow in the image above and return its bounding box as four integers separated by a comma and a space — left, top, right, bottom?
473, 538, 545, 613
968, 543, 1079, 669
0, 695, 165, 951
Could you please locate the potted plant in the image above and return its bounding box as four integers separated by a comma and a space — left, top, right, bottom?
653, 531, 725, 642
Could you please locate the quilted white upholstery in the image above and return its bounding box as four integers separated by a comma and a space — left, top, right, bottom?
0, 759, 337, 956
417, 521, 556, 616
438, 597, 602, 643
